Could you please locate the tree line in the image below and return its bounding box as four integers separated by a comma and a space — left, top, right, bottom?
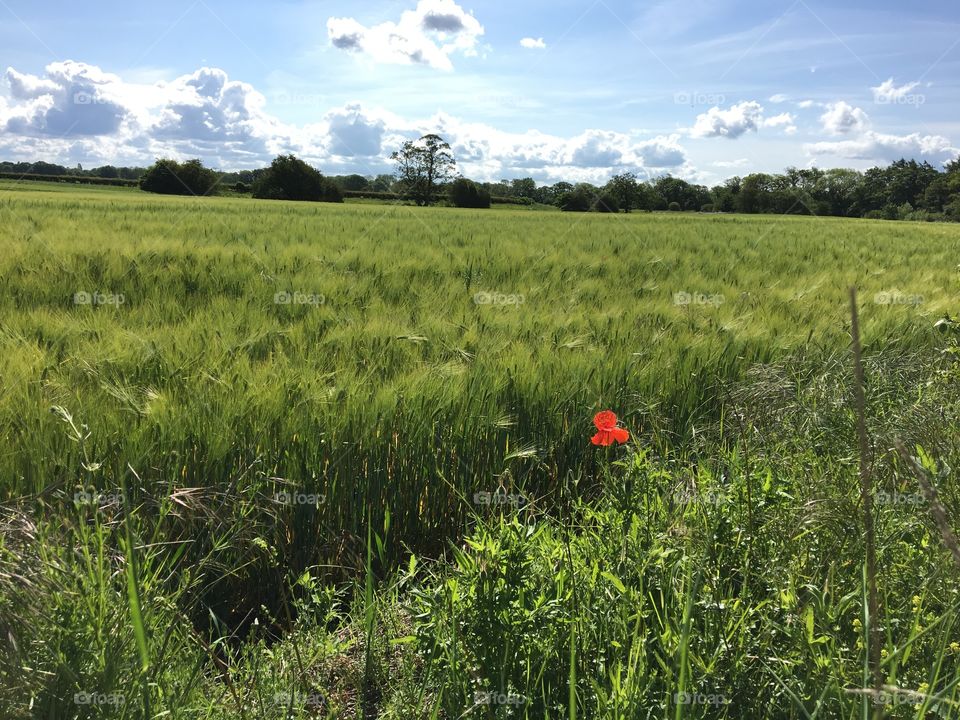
5, 137, 960, 221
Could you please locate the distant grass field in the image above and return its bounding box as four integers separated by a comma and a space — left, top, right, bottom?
1, 183, 957, 538
2, 182, 960, 718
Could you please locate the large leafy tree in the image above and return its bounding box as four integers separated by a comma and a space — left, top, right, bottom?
391, 134, 457, 206
140, 158, 219, 196
606, 172, 642, 212
252, 154, 342, 202
448, 178, 491, 208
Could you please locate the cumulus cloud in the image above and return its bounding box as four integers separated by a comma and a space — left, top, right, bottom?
0, 60, 693, 182
871, 78, 920, 104
3, 61, 129, 136
763, 112, 797, 134
768, 93, 789, 104
327, 0, 484, 71
419, 117, 690, 182
520, 37, 546, 49
713, 158, 750, 168
819, 101, 869, 135
805, 131, 959, 166
324, 103, 386, 157
689, 101, 795, 139
0, 61, 293, 167
636, 134, 687, 167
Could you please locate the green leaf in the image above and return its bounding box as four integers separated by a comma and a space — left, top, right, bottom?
602, 571, 627, 594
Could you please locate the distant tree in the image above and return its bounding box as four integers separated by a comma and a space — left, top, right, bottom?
391, 134, 457, 206
735, 174, 774, 214
30, 161, 69, 176
337, 174, 370, 191
634, 182, 659, 211
886, 159, 939, 207
668, 201, 681, 212
234, 182, 251, 194
252, 154, 342, 202
710, 177, 740, 212
366, 174, 393, 192
811, 168, 862, 216
921, 175, 952, 211
593, 192, 619, 213
449, 178, 491, 208
95, 165, 119, 179
606, 172, 641, 212
140, 158, 219, 196
944, 196, 960, 221
557, 184, 594, 212
510, 177, 537, 200
654, 176, 704, 211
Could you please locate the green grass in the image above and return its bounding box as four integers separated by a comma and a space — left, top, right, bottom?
1, 183, 959, 718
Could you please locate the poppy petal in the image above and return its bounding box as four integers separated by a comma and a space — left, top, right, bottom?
593, 411, 618, 431
591, 430, 613, 446
612, 427, 629, 443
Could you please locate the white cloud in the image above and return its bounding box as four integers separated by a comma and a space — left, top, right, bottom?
871, 78, 920, 104
327, 0, 484, 71
819, 101, 869, 135
805, 131, 959, 166
713, 158, 750, 168
0, 61, 693, 182
323, 103, 386, 157
690, 101, 763, 139
797, 100, 816, 109
689, 101, 795, 139
763, 112, 797, 134
520, 37, 546, 49
636, 134, 687, 168
768, 93, 789, 104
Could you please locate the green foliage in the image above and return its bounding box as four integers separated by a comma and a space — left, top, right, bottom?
252, 154, 342, 202
140, 158, 220, 196
592, 192, 619, 213
391, 134, 457, 206
1, 185, 960, 716
557, 186, 593, 212
449, 178, 491, 208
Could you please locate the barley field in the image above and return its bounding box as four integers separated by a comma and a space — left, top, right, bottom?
2, 182, 960, 718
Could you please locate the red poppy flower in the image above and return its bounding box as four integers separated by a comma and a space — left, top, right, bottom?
591, 410, 629, 446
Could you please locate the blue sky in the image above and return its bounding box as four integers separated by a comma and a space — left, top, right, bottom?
0, 0, 957, 184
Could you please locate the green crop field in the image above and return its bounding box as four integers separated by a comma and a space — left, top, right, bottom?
2, 182, 960, 718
